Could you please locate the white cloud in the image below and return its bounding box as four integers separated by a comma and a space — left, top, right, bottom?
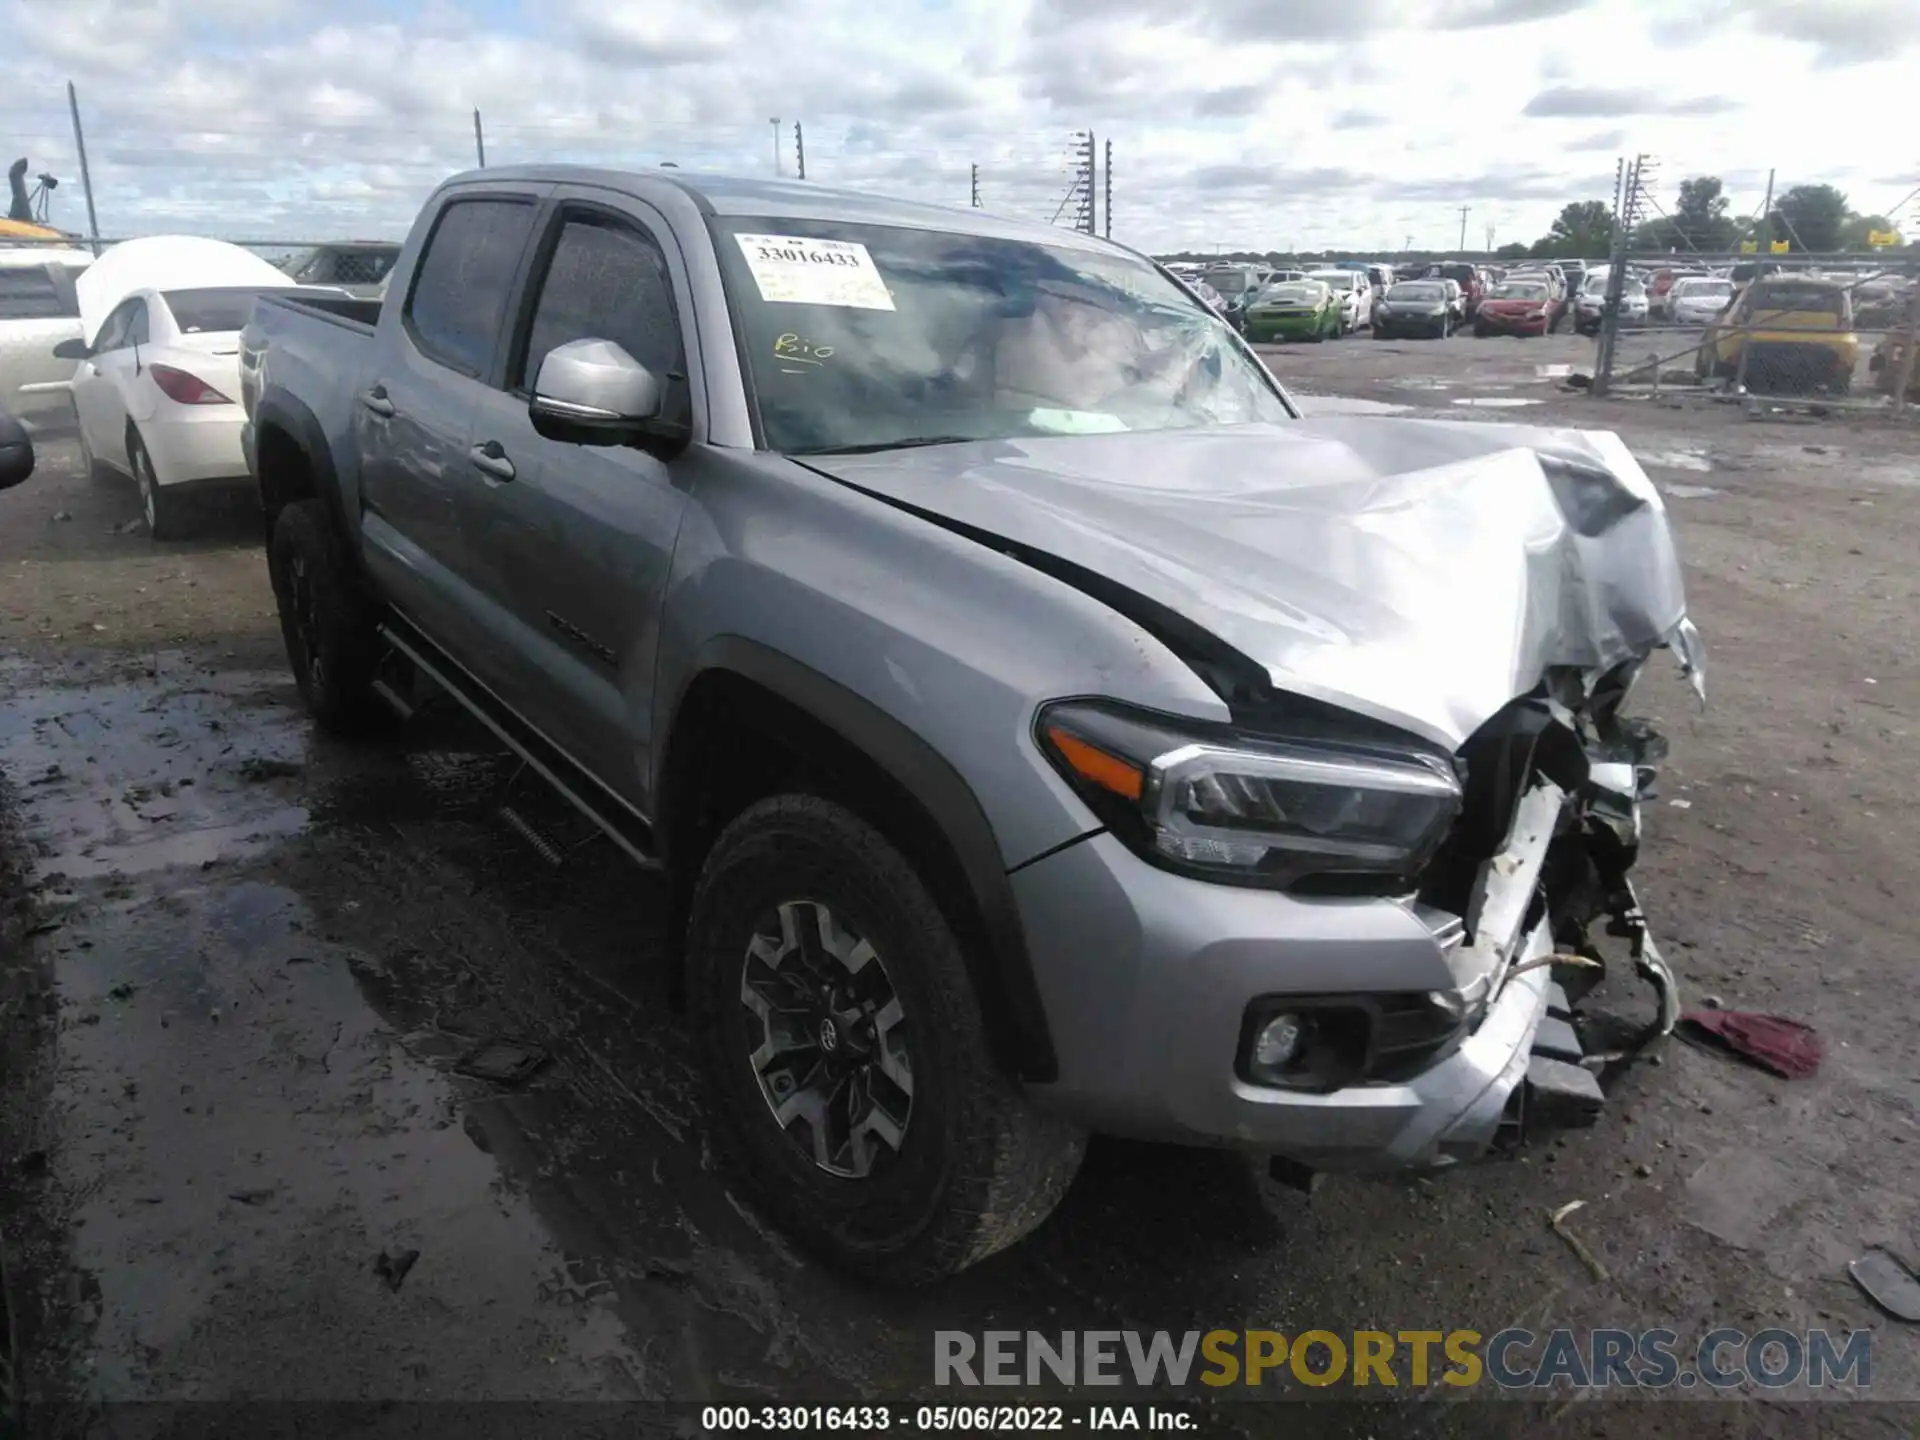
1, 0, 1914, 253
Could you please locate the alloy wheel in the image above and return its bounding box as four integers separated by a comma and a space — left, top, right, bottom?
739, 899, 913, 1179
286, 552, 326, 692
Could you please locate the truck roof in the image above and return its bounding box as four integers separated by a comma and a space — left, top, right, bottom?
440, 164, 1125, 256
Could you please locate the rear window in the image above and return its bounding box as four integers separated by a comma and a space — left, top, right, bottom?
0, 266, 74, 320
294, 248, 399, 287
161, 288, 283, 333
1750, 284, 1845, 317
1389, 282, 1445, 300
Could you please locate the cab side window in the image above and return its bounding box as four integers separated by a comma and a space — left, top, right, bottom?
405, 197, 538, 377
514, 212, 685, 396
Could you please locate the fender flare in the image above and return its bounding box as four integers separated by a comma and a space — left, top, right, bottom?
251, 387, 355, 555
661, 637, 1060, 1082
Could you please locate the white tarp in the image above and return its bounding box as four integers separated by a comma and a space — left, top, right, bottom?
75, 236, 294, 345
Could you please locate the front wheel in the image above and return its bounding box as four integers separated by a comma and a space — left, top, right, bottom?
687, 794, 1087, 1285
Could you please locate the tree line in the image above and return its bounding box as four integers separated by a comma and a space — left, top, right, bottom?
1501, 178, 1904, 261
1157, 177, 1906, 265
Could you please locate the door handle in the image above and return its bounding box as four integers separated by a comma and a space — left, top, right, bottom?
469, 440, 515, 482
360, 385, 395, 418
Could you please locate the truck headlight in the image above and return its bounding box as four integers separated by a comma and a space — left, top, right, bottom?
1037, 700, 1462, 890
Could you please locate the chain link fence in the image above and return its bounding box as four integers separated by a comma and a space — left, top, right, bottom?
1591, 255, 1920, 418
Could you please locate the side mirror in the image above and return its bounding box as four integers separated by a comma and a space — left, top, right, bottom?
0, 410, 36, 492
528, 338, 687, 451
52, 337, 89, 362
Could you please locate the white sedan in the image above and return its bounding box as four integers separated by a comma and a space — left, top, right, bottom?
64, 237, 332, 538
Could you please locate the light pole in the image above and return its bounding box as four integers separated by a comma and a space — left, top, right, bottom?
770, 117, 782, 176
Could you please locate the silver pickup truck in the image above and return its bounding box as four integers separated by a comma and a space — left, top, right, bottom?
239, 164, 1703, 1283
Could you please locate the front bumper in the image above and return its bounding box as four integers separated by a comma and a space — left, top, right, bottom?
1014, 780, 1583, 1171
1247, 313, 1327, 340
1478, 312, 1550, 334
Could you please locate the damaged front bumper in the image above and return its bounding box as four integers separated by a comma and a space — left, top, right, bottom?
1014, 659, 1691, 1171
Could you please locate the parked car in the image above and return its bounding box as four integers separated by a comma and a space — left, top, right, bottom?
1574, 273, 1649, 335
239, 163, 1701, 1284
1425, 262, 1487, 319
1473, 278, 1563, 337
1188, 277, 1228, 315
1508, 265, 1567, 302
0, 404, 35, 489
1307, 269, 1368, 332
1696, 275, 1858, 394
1372, 279, 1454, 339
64, 235, 341, 538
1665, 276, 1734, 327
1199, 263, 1265, 331
1243, 279, 1342, 342
0, 244, 92, 433
1851, 277, 1907, 330
283, 241, 403, 299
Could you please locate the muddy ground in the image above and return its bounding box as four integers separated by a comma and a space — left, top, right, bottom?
3, 339, 1918, 1437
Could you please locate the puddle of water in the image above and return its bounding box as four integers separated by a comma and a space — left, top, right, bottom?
1534, 364, 1573, 379
1641, 448, 1714, 472
1449, 397, 1542, 409
1664, 484, 1723, 499
1391, 376, 1454, 391
0, 660, 310, 880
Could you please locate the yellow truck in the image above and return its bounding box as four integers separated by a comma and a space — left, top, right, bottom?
1695, 276, 1859, 395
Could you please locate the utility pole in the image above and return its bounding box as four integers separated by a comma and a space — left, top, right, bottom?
1104, 137, 1113, 239
1457, 205, 1469, 253
473, 108, 486, 168
770, 117, 782, 177
66, 80, 100, 257
794, 121, 805, 180
1759, 166, 1775, 246
1595, 153, 1655, 397
970, 163, 980, 208
1071, 130, 1096, 235
1484, 222, 1495, 253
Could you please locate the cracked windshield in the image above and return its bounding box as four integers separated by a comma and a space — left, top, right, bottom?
714, 218, 1290, 452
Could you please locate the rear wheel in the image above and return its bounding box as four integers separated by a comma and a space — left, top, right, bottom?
1474, 321, 1490, 338
688, 794, 1086, 1285
129, 433, 182, 540
268, 498, 389, 736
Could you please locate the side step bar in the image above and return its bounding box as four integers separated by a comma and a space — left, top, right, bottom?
377, 616, 662, 871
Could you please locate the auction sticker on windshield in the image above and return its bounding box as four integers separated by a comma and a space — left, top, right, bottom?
735, 233, 896, 310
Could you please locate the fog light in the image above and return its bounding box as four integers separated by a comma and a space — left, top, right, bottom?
1252, 1012, 1305, 1072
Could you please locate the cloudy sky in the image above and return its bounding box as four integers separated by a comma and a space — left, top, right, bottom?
3, 0, 1916, 255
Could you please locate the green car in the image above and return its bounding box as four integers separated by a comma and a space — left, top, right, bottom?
1242, 280, 1341, 342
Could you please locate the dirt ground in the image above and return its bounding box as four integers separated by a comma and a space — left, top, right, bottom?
3, 338, 1919, 1437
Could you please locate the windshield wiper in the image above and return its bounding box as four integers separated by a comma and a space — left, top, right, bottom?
791, 435, 978, 456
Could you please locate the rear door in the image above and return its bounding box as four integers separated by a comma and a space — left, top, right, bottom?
355, 188, 545, 660
455, 189, 697, 801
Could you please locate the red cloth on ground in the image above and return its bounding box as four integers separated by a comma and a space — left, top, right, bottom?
1678, 1010, 1822, 1079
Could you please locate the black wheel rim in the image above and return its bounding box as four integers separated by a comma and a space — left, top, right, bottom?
286, 552, 325, 692
739, 899, 913, 1179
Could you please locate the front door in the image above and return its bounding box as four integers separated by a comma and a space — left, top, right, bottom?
354, 191, 543, 661
455, 192, 696, 808
72, 297, 139, 469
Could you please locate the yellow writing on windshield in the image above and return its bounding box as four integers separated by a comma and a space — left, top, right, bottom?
774, 333, 835, 373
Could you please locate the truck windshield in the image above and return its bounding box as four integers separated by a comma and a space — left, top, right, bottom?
712, 217, 1292, 454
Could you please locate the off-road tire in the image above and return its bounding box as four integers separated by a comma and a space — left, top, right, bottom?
268, 498, 388, 736
687, 794, 1087, 1285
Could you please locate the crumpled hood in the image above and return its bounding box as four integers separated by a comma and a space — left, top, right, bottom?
76, 236, 293, 345
808, 419, 1702, 750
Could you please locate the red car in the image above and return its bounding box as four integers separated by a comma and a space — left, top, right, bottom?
1473, 277, 1565, 336
1426, 261, 1488, 317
